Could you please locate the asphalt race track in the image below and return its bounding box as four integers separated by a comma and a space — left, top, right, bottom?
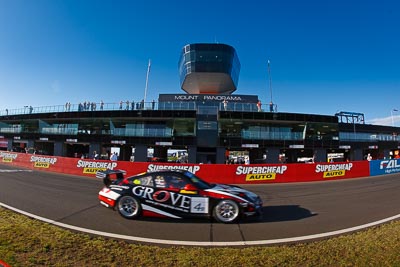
1, 164, 399, 246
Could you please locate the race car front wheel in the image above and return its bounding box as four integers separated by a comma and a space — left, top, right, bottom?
213, 200, 240, 223
117, 195, 142, 219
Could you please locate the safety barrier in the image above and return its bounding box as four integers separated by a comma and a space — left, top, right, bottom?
0, 151, 399, 184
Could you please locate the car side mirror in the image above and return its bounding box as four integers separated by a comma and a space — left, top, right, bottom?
183, 184, 197, 191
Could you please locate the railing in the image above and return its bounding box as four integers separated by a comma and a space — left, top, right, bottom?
114, 128, 173, 137
0, 101, 278, 116
339, 132, 400, 142
242, 131, 304, 141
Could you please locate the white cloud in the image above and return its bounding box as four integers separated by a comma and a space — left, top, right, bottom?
367, 115, 400, 126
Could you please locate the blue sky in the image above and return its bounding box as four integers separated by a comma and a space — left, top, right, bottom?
0, 0, 399, 126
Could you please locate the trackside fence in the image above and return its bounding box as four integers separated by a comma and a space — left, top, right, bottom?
2, 152, 398, 184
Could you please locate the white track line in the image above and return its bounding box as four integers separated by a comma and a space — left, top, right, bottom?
1, 202, 399, 246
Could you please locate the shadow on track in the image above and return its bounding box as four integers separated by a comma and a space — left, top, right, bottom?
112, 204, 316, 225
259, 205, 316, 222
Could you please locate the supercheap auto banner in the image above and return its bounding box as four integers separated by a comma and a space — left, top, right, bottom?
369, 159, 400, 176
0, 151, 370, 184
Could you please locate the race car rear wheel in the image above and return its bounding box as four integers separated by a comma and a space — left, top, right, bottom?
213, 200, 240, 223
117, 195, 142, 219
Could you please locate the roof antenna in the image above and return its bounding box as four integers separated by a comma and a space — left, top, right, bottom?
214, 35, 218, 44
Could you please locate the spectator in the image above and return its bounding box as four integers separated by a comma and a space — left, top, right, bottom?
110, 152, 118, 161
257, 100, 262, 112
223, 99, 228, 111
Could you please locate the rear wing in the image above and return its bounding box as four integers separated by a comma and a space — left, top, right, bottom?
96, 169, 126, 186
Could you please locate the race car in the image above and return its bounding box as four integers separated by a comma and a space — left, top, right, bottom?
97, 169, 263, 223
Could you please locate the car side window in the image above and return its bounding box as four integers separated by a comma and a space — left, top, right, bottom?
132, 175, 154, 186
166, 175, 188, 189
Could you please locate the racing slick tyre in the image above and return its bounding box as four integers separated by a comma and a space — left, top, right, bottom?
117, 195, 142, 219
213, 199, 240, 223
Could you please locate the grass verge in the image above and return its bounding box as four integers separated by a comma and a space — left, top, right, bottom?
0, 207, 399, 266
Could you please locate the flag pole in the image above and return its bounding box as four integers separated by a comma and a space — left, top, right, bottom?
144, 59, 151, 104
268, 60, 272, 103
392, 109, 394, 126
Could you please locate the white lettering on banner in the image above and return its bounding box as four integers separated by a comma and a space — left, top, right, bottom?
0, 152, 18, 160
315, 163, 353, 173
203, 95, 243, 101
30, 156, 57, 165
147, 164, 200, 174
173, 95, 243, 102
236, 165, 288, 175
379, 159, 400, 174
380, 159, 400, 169
76, 160, 117, 170
174, 95, 199, 101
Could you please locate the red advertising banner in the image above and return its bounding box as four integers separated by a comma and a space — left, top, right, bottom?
0, 138, 8, 148
0, 151, 370, 184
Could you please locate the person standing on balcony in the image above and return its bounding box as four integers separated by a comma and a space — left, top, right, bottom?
223, 99, 228, 111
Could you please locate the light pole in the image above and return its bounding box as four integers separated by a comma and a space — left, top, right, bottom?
144, 59, 151, 104
391, 108, 398, 126
267, 59, 274, 112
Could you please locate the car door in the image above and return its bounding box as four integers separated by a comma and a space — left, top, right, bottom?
163, 173, 209, 217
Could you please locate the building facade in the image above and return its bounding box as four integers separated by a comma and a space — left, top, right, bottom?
1, 43, 399, 163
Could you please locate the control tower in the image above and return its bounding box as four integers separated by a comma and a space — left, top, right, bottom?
178, 43, 240, 95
